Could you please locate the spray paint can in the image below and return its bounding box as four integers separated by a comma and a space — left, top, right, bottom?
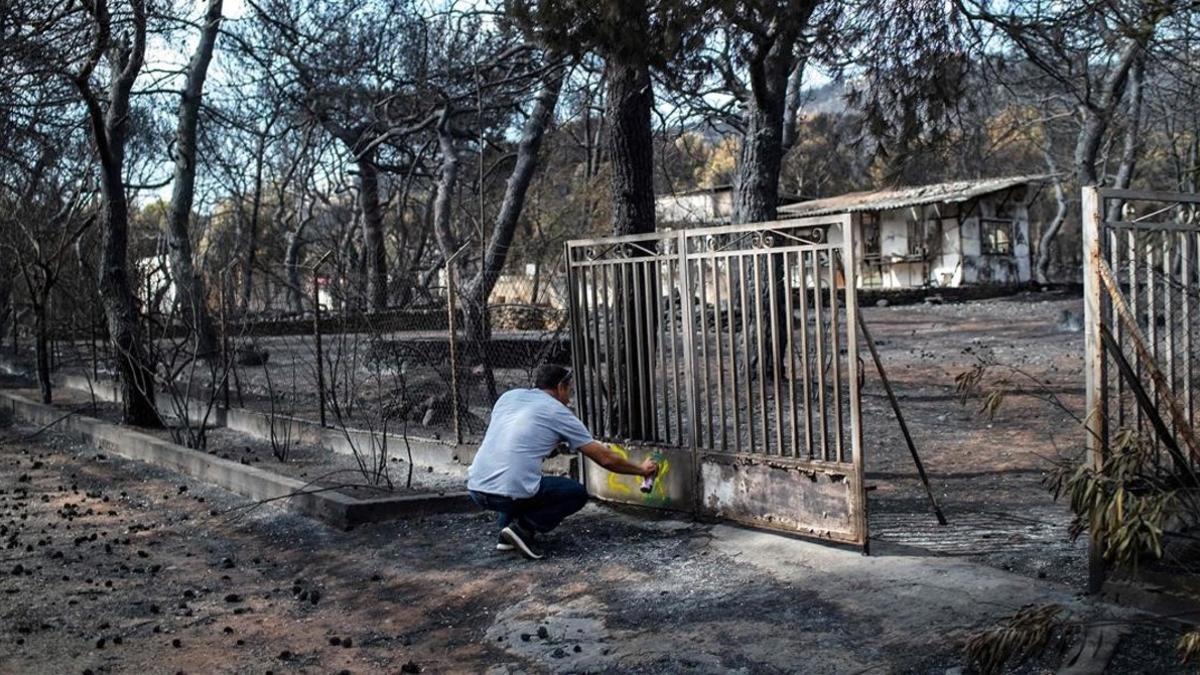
640, 450, 662, 493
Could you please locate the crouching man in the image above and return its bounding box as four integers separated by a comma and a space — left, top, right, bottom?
467, 364, 657, 560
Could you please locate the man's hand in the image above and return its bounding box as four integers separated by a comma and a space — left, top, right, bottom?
579, 441, 658, 477
638, 459, 658, 477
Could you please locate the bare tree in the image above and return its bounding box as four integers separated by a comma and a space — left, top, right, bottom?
164, 0, 224, 356
66, 0, 161, 426
0, 141, 96, 402
957, 0, 1183, 278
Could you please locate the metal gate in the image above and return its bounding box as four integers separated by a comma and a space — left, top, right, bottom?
1082, 186, 1200, 588
565, 215, 866, 547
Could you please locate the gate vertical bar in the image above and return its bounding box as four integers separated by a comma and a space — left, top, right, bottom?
712, 255, 728, 450
842, 213, 867, 550
565, 243, 588, 435
678, 231, 700, 513
1081, 186, 1107, 593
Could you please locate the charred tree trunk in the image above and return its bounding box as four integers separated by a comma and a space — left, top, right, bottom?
604, 49, 658, 440
1033, 41, 1139, 283
357, 150, 388, 312
1113, 56, 1144, 191
0, 264, 10, 349
285, 223, 308, 313
732, 23, 804, 376
605, 58, 656, 237
241, 133, 266, 312
165, 0, 222, 358
33, 295, 50, 404
1036, 151, 1069, 285
75, 2, 160, 427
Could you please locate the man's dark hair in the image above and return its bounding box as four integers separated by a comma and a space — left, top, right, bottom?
534, 364, 573, 389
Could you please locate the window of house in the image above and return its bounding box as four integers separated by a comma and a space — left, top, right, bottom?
980, 218, 1013, 255
906, 219, 923, 255
906, 219, 943, 257
862, 213, 881, 259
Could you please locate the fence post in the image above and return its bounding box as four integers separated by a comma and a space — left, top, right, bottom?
1081, 185, 1107, 593
312, 264, 327, 428
219, 275, 230, 410
446, 262, 463, 446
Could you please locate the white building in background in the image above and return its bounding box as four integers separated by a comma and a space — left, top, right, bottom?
655, 184, 806, 227
134, 254, 175, 314
777, 174, 1046, 289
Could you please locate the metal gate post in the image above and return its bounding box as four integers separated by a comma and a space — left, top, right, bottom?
678, 230, 701, 515
842, 213, 868, 552
565, 242, 588, 486
1081, 185, 1107, 593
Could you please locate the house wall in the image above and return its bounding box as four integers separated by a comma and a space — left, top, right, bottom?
656, 190, 732, 226
835, 189, 1034, 290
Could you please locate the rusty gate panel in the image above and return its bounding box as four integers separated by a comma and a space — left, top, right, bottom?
1082, 187, 1200, 589
565, 215, 867, 546
680, 216, 866, 545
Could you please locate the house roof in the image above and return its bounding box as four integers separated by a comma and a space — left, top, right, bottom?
777, 174, 1050, 218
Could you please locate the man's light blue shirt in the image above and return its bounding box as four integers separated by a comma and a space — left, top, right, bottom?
467, 388, 593, 498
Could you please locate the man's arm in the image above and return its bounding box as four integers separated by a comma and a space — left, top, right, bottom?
578, 441, 657, 476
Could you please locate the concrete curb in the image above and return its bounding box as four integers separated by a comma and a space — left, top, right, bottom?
0, 391, 472, 528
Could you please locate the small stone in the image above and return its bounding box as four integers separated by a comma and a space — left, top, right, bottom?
224, 594, 241, 603
171, 638, 182, 648
277, 650, 292, 660
223, 627, 234, 634
536, 626, 549, 640
329, 636, 341, 646
95, 638, 105, 649
341, 637, 352, 648
551, 648, 566, 658
400, 661, 421, 674
573, 645, 581, 653
520, 633, 531, 642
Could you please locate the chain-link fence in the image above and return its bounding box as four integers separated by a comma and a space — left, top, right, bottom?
3, 252, 571, 451
202, 257, 572, 446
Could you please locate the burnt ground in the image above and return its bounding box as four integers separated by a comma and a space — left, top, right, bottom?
0, 411, 1189, 674
860, 290, 1090, 587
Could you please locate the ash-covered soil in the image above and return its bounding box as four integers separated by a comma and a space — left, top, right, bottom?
860, 290, 1090, 586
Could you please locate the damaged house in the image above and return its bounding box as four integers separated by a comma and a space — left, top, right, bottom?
778, 175, 1047, 289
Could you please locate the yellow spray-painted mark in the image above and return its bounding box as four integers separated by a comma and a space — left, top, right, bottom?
606, 444, 671, 505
